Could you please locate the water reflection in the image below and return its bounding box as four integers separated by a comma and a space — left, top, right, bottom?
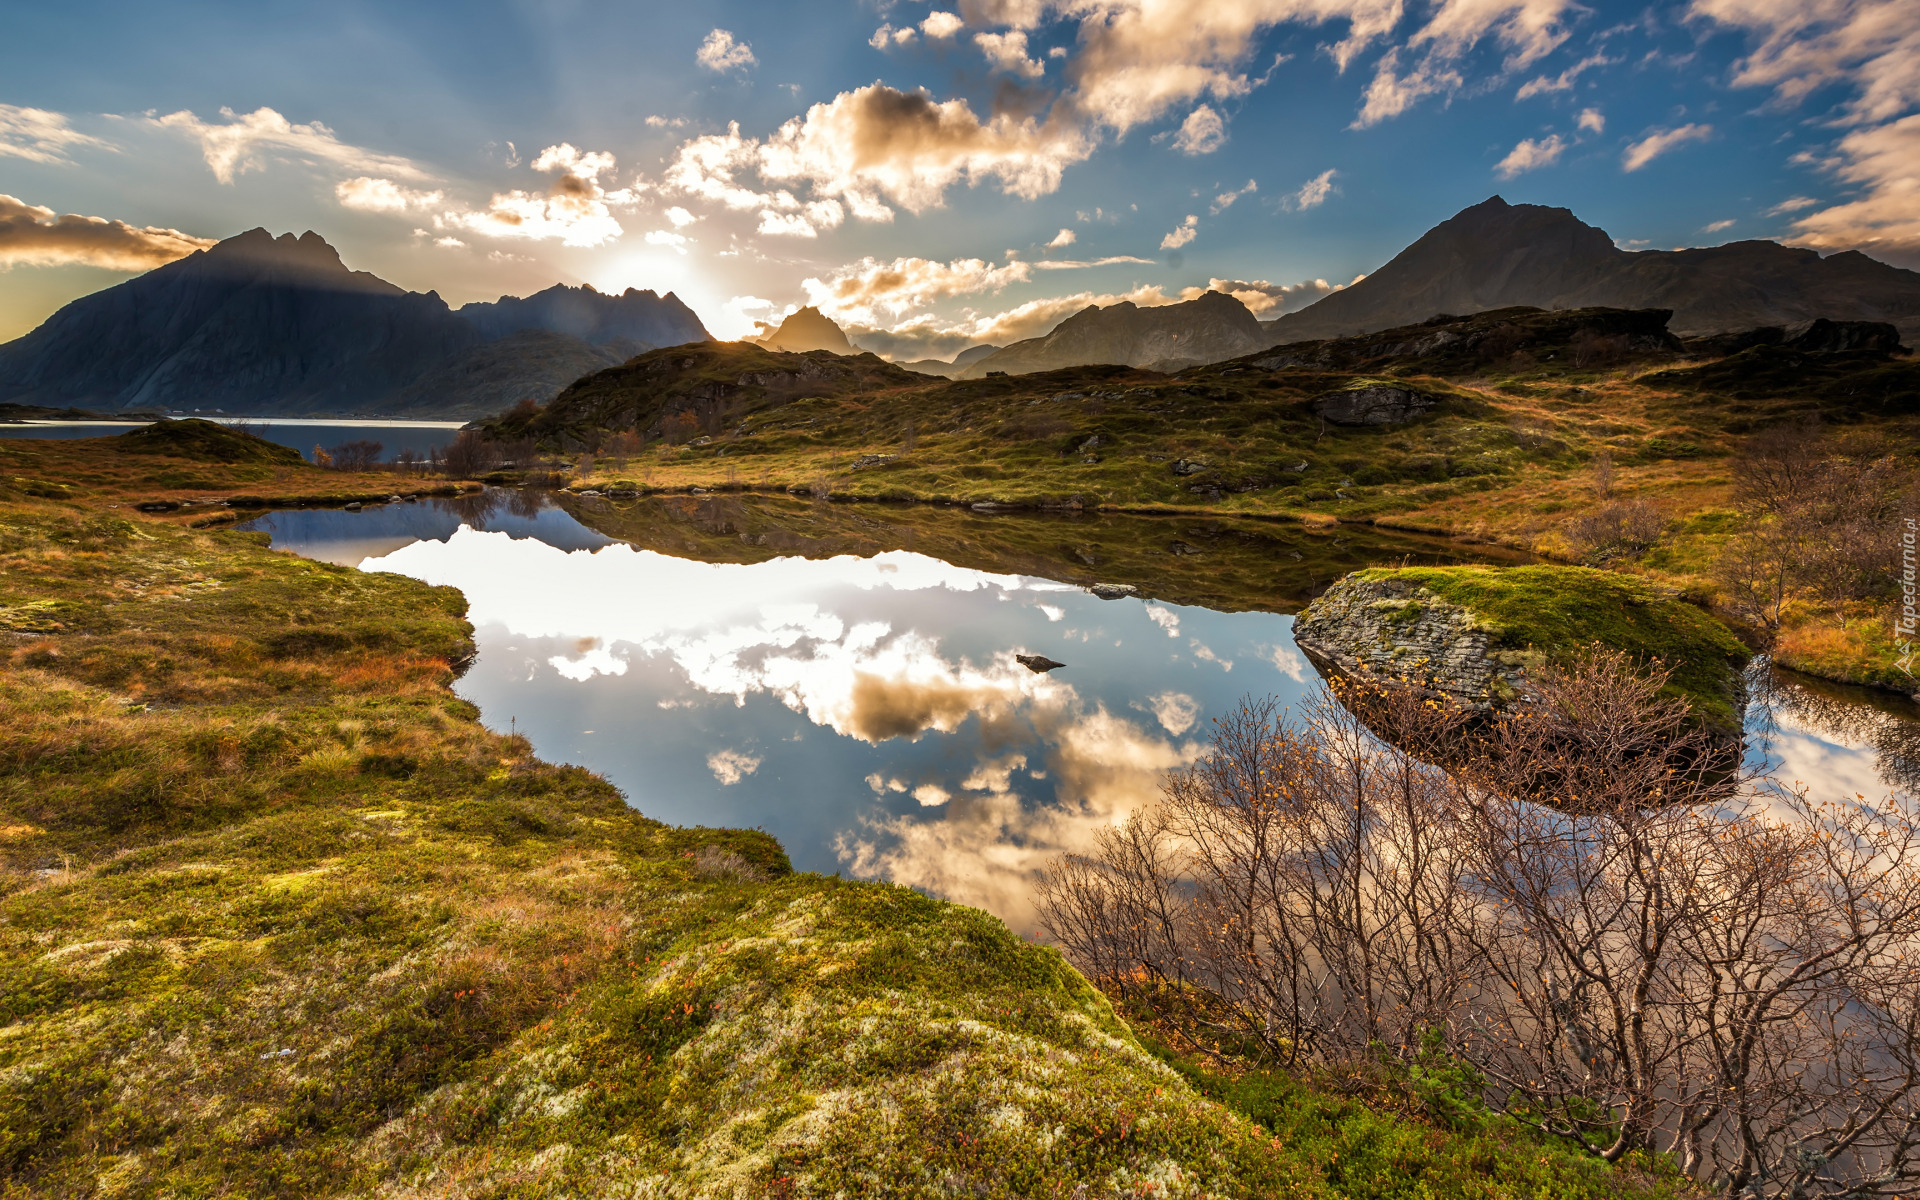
241, 492, 1912, 930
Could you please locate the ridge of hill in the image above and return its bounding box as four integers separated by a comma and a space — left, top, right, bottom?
0, 230, 712, 418
754, 305, 854, 354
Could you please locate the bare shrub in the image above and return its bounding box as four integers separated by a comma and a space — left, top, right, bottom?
327, 440, 383, 471
1569, 328, 1631, 368
1040, 651, 1920, 1196
1591, 449, 1614, 499
660, 412, 700, 446
688, 845, 765, 882
1562, 498, 1665, 562
1718, 420, 1911, 628
440, 430, 498, 479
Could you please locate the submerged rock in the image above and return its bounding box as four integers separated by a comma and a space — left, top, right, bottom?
1016, 653, 1066, 673
1089, 582, 1138, 600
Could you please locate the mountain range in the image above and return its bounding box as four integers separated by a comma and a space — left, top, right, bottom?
5, 197, 1916, 415
947, 196, 1920, 378
1264, 197, 1920, 345
0, 229, 710, 418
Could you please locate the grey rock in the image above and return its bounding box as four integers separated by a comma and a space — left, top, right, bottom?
1089, 582, 1138, 600
850, 453, 896, 470
1313, 385, 1440, 426
1293, 574, 1530, 712
1016, 653, 1066, 673
1170, 459, 1208, 476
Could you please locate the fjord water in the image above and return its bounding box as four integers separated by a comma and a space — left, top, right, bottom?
241, 492, 1910, 929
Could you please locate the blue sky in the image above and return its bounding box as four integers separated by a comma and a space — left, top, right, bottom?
1, 0, 1914, 353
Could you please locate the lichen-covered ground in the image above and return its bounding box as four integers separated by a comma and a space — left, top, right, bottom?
1, 437, 1690, 1197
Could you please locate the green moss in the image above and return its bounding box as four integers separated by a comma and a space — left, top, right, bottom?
1356, 565, 1752, 729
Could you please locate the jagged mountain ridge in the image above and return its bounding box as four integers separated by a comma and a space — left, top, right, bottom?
958, 291, 1268, 378
1266, 196, 1920, 343
753, 306, 855, 355
0, 229, 712, 417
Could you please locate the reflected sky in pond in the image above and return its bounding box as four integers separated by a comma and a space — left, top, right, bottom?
242, 493, 1911, 930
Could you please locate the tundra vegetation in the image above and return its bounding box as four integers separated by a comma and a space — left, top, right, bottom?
1039, 656, 1920, 1200
1, 427, 1697, 1196
473, 306, 1918, 693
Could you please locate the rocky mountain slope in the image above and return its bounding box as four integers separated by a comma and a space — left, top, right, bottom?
960, 290, 1268, 377
0, 230, 711, 418
1268, 196, 1920, 343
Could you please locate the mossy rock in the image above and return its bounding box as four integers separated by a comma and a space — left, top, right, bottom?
1347, 565, 1752, 731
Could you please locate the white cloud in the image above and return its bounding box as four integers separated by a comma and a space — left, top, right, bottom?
1265, 641, 1311, 682
1577, 107, 1605, 133
1288, 168, 1339, 210
1171, 105, 1227, 155
335, 176, 444, 213
1691, 0, 1920, 261
1515, 53, 1615, 99
1788, 114, 1920, 258
1703, 218, 1737, 233
1045, 227, 1076, 248
644, 229, 690, 248
1622, 122, 1714, 171
911, 784, 952, 807
1178, 275, 1352, 316
871, 23, 918, 48
1495, 132, 1566, 178
976, 30, 1046, 78
1134, 691, 1201, 736
0, 193, 213, 271
0, 105, 111, 165
1768, 195, 1819, 214
1691, 0, 1920, 126
1160, 213, 1198, 249
921, 11, 964, 39
665, 205, 698, 227
844, 282, 1183, 362
1210, 179, 1258, 213
696, 29, 757, 73
659, 0, 1585, 234
1143, 604, 1181, 637
433, 236, 465, 249
802, 254, 1034, 326
707, 748, 762, 785
441, 142, 634, 247
151, 106, 430, 185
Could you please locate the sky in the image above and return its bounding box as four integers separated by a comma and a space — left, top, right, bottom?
1, 0, 1915, 356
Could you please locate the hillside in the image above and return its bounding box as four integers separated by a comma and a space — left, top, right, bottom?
0, 231, 710, 418
503, 305, 1916, 692
1268, 196, 1920, 342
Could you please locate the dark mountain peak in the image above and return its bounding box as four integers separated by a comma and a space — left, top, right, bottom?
457, 282, 712, 350
1267, 200, 1920, 342
759, 306, 853, 355
961, 290, 1266, 376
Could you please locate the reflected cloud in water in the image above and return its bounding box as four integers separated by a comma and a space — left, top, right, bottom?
244, 495, 1912, 931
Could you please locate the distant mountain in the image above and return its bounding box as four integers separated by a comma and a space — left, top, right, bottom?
0, 229, 712, 417
1267, 196, 1920, 343
891, 344, 1001, 377
458, 283, 708, 353
959, 291, 1266, 377
755, 306, 853, 354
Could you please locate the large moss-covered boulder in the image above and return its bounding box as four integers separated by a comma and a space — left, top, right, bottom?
1294, 565, 1751, 733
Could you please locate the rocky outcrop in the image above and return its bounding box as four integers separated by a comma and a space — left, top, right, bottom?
1312, 384, 1441, 426
1293, 575, 1529, 711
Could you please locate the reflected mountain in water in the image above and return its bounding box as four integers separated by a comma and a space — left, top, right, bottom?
556, 491, 1534, 613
